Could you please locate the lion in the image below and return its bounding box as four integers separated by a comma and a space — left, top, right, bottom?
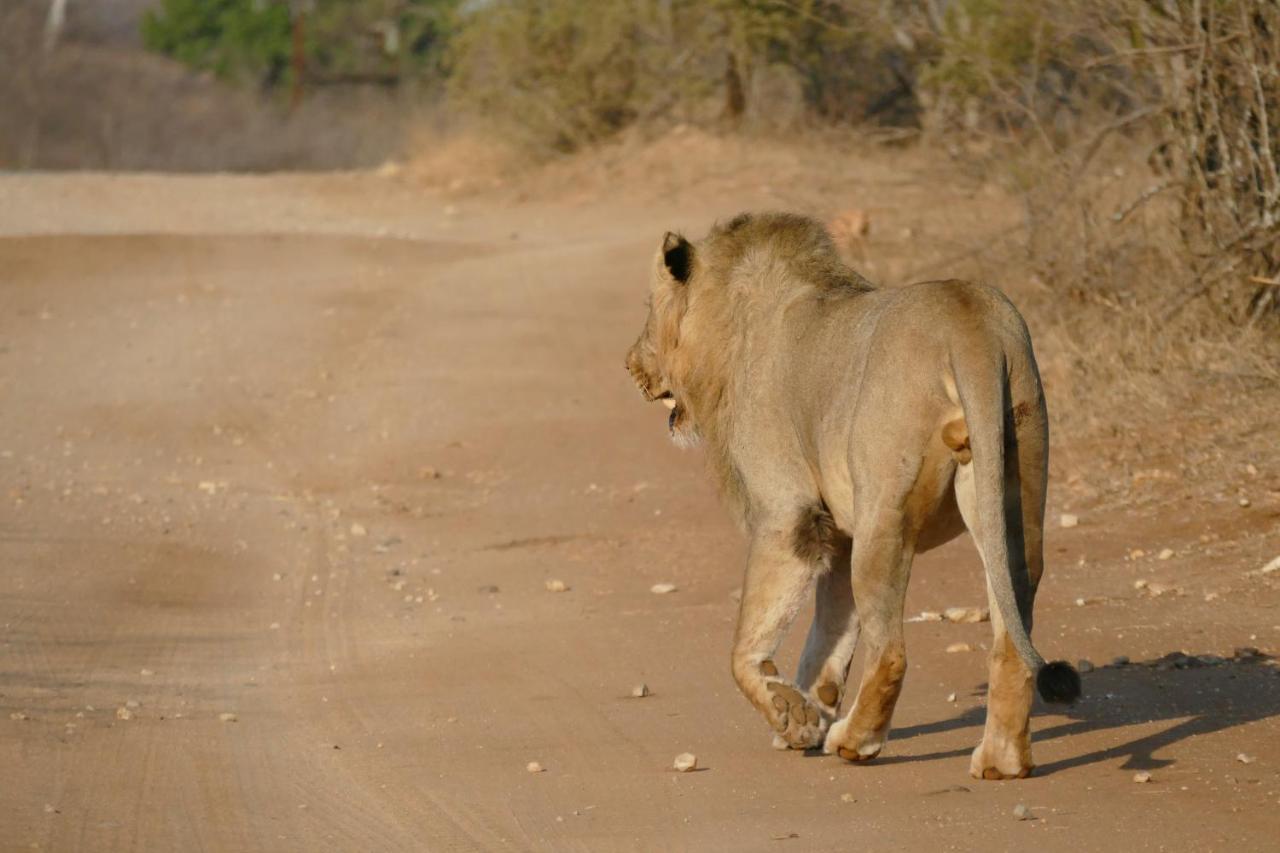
625, 212, 1079, 780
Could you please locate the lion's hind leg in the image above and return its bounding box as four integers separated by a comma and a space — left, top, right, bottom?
731, 524, 830, 750
955, 457, 1040, 780
823, 508, 913, 763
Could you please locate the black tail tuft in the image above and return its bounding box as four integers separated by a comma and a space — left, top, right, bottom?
1036, 661, 1082, 704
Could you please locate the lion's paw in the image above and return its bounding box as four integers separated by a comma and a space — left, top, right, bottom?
764, 681, 826, 749
969, 739, 1033, 780
823, 715, 886, 763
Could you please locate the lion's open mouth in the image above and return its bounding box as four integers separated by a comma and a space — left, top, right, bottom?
655, 391, 680, 429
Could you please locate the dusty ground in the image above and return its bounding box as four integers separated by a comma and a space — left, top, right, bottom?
1, 163, 1278, 852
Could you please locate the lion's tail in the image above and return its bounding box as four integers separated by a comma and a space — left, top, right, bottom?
953, 345, 1080, 705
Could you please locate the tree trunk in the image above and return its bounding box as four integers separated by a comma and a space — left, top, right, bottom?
43, 0, 68, 52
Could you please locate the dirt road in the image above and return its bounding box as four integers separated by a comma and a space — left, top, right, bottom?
1, 173, 1278, 851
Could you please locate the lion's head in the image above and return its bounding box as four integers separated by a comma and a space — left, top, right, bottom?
625, 231, 700, 447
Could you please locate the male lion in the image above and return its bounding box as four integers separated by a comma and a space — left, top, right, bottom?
625, 212, 1079, 780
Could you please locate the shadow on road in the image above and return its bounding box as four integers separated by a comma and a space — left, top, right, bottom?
873, 648, 1279, 776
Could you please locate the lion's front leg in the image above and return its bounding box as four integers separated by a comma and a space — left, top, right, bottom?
730, 527, 828, 750
794, 537, 859, 725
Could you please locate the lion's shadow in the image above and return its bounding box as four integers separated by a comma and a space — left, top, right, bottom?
864, 650, 1280, 776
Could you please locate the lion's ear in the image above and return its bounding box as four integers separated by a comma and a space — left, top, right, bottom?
661, 232, 693, 285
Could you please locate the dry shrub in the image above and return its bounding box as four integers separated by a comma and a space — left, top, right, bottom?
1154, 1, 1280, 323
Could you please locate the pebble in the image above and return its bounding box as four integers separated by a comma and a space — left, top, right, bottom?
945, 643, 972, 654
1236, 753, 1256, 764
946, 692, 957, 703
1012, 803, 1032, 821
526, 761, 545, 773
115, 707, 132, 720
1112, 655, 1130, 666
650, 583, 678, 595
544, 579, 569, 593
1158, 548, 1175, 561
631, 683, 651, 698
943, 607, 989, 624
350, 522, 367, 537
840, 793, 856, 803
1078, 659, 1095, 673
1133, 771, 1152, 783
218, 712, 238, 723
1238, 497, 1251, 508
907, 611, 943, 622
673, 753, 698, 772
1256, 556, 1280, 576
1059, 513, 1079, 528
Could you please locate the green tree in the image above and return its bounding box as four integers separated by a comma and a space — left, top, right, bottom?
142, 0, 459, 90
142, 0, 292, 87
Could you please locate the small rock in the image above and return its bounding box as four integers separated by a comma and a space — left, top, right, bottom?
907, 610, 943, 622
350, 522, 367, 537
840, 792, 856, 803
1204, 592, 1220, 602
943, 606, 989, 624
9, 712, 28, 721
1012, 803, 1033, 821
544, 579, 569, 593
115, 707, 132, 720
1256, 556, 1280, 576
1245, 463, 1259, 476
1133, 771, 1152, 783
1133, 579, 1149, 590
945, 643, 972, 654
946, 692, 957, 703
1078, 659, 1095, 673
125, 699, 140, 709
631, 683, 651, 698
1059, 513, 1079, 528
1236, 753, 1256, 764
218, 712, 238, 723
1129, 549, 1146, 560
140, 669, 154, 677
1111, 655, 1130, 666
1233, 646, 1262, 660
1238, 497, 1251, 508
477, 584, 500, 594
1158, 548, 1175, 561
526, 761, 545, 773
729, 587, 743, 602
673, 752, 698, 772
650, 583, 678, 595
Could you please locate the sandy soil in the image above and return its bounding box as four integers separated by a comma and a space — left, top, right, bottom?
1, 169, 1278, 852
